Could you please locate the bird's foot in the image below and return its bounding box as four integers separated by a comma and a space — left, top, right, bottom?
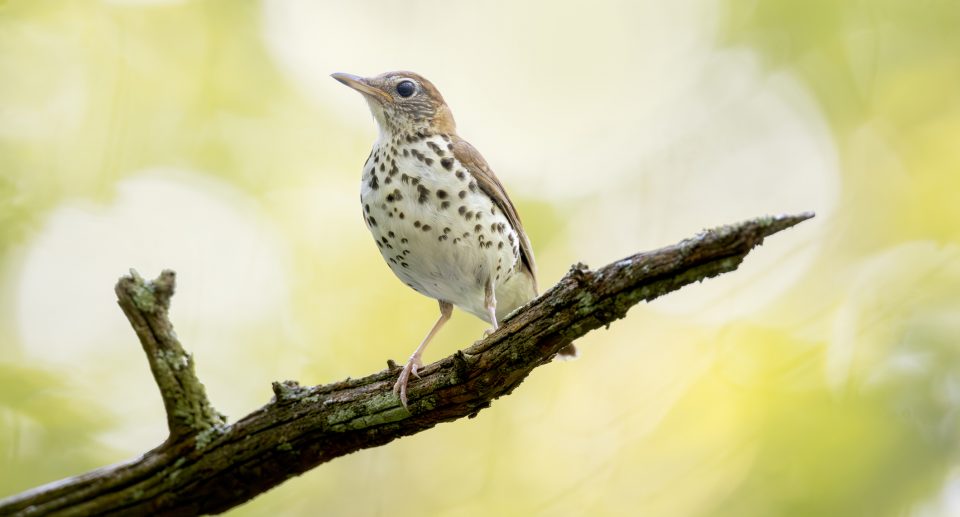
393, 355, 424, 409
482, 322, 499, 338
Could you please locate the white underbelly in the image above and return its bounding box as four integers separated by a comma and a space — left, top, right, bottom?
359, 138, 531, 321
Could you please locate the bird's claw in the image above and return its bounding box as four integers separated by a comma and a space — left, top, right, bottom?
393, 356, 423, 409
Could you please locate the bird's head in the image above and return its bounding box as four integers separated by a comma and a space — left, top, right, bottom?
332, 71, 456, 136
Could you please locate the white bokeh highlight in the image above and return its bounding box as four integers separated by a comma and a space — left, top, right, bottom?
15, 169, 290, 449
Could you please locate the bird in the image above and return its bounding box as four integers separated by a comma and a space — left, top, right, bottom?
332, 70, 575, 408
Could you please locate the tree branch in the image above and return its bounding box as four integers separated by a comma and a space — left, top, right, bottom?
115, 270, 226, 443
0, 212, 813, 517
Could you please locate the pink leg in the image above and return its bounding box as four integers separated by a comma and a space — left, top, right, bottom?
483, 277, 498, 335
394, 300, 453, 409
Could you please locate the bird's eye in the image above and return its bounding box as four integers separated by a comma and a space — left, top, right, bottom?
396, 80, 416, 98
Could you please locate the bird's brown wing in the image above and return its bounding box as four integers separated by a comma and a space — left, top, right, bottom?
451, 137, 538, 293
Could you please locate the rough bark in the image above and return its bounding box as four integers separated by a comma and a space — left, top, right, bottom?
0, 212, 813, 517
114, 270, 226, 443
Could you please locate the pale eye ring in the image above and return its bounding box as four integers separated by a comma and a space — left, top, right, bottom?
396, 80, 416, 98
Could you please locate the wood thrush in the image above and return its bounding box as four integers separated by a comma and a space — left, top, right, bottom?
332, 71, 575, 408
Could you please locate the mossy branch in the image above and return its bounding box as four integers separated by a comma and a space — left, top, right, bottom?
115, 270, 226, 442
0, 212, 813, 517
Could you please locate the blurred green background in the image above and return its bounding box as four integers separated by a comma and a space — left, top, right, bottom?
2, 0, 959, 515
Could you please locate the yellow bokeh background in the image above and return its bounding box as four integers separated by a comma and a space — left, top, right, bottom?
2, 0, 959, 515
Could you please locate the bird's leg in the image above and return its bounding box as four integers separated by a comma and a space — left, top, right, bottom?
483, 277, 498, 336
394, 300, 453, 409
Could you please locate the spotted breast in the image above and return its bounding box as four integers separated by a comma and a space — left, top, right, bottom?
360, 132, 534, 322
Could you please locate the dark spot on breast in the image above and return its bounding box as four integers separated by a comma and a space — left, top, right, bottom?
386, 194, 394, 202
410, 177, 421, 186
376, 241, 383, 249
399, 212, 405, 219
368, 217, 377, 227
427, 141, 444, 156
368, 175, 379, 190
388, 231, 395, 238
364, 204, 370, 213
374, 154, 380, 164
474, 224, 482, 233
401, 262, 409, 268
437, 190, 448, 199
422, 224, 432, 232
465, 211, 474, 219
458, 206, 466, 215
384, 176, 392, 184
379, 163, 385, 172
411, 149, 433, 166
381, 236, 389, 244
438, 235, 447, 241
458, 190, 467, 199
389, 257, 396, 264
414, 220, 421, 228
401, 174, 410, 184
417, 184, 430, 203
401, 238, 409, 244
440, 201, 450, 209
469, 181, 478, 193
455, 170, 466, 180
440, 158, 454, 170
498, 242, 504, 249
402, 148, 409, 157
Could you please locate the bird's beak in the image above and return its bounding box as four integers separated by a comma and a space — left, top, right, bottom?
331, 72, 392, 103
